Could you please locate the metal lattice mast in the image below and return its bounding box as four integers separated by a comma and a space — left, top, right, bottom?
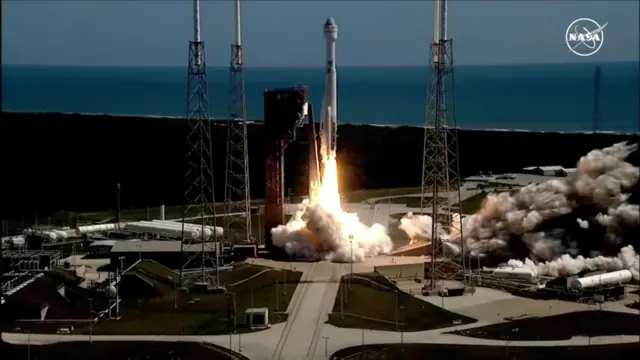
420, 0, 466, 290
593, 65, 601, 131
180, 0, 219, 289
223, 0, 252, 244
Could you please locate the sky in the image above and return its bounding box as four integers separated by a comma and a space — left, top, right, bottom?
2, 0, 638, 67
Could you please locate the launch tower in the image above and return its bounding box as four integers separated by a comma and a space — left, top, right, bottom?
180, 0, 220, 289
263, 87, 308, 255
224, 0, 253, 244
420, 0, 467, 289
593, 65, 601, 131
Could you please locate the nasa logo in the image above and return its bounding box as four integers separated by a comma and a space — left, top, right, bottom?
565, 18, 608, 57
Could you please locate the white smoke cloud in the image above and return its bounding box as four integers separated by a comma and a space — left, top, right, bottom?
400, 142, 640, 277
576, 218, 589, 229
507, 245, 639, 279
271, 199, 393, 262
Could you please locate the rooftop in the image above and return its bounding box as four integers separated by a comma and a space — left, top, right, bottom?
90, 240, 117, 247
111, 240, 220, 253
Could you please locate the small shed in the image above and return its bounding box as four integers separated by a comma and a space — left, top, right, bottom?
245, 307, 269, 330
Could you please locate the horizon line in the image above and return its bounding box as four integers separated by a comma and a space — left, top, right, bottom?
3, 61, 638, 69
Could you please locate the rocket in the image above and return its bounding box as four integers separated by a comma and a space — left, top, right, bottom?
309, 18, 338, 199
320, 17, 338, 160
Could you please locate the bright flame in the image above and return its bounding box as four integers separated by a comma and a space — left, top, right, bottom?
271, 150, 393, 262
313, 155, 342, 212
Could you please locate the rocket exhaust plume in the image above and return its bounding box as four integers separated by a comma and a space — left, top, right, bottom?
271, 18, 393, 262
400, 142, 640, 279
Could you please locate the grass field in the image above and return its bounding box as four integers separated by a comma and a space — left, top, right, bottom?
327, 272, 476, 331
1, 340, 247, 360
448, 310, 640, 341
91, 261, 302, 335
331, 343, 640, 360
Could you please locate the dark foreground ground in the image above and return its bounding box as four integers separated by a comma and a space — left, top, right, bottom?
330, 343, 640, 360
0, 340, 247, 360
327, 273, 476, 331
2, 111, 639, 220
447, 310, 640, 341
2, 262, 302, 336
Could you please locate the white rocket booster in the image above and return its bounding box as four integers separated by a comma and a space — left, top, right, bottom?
320, 17, 338, 160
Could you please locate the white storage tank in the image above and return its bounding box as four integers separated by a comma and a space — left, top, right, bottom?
492, 267, 537, 282
76, 223, 122, 235
125, 222, 200, 240
149, 220, 224, 238
570, 269, 633, 291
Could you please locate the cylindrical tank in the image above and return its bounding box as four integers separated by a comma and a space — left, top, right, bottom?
491, 267, 536, 282
149, 220, 224, 238
76, 223, 121, 235
160, 204, 166, 220
144, 221, 211, 239
570, 269, 633, 291
125, 222, 199, 240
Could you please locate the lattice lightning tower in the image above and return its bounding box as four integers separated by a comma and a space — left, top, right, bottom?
593, 65, 601, 131
420, 0, 466, 289
223, 0, 253, 244
180, 0, 220, 289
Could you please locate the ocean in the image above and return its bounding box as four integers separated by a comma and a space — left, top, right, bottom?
2, 62, 639, 132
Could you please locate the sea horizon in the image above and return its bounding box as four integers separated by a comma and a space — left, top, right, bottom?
3, 62, 639, 133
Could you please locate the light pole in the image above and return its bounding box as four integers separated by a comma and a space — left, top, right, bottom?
27, 331, 31, 360
349, 234, 353, 290
322, 336, 329, 358
400, 306, 404, 345
340, 276, 344, 322
283, 264, 287, 296
89, 298, 93, 344
116, 183, 121, 227
395, 290, 399, 331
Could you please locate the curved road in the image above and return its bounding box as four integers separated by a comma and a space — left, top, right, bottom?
4, 322, 639, 360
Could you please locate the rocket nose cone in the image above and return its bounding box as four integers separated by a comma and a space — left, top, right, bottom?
324, 17, 336, 27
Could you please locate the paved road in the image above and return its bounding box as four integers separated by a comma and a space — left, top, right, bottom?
271, 262, 342, 360
5, 322, 638, 360
4, 259, 639, 360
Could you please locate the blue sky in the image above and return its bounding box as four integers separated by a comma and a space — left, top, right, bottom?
2, 1, 638, 66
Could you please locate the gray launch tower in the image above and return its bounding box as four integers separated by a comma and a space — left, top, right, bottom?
180, 0, 220, 289
224, 0, 253, 244
420, 0, 467, 289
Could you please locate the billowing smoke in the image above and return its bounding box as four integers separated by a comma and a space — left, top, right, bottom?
271, 156, 393, 262
400, 142, 640, 279
508, 245, 639, 279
